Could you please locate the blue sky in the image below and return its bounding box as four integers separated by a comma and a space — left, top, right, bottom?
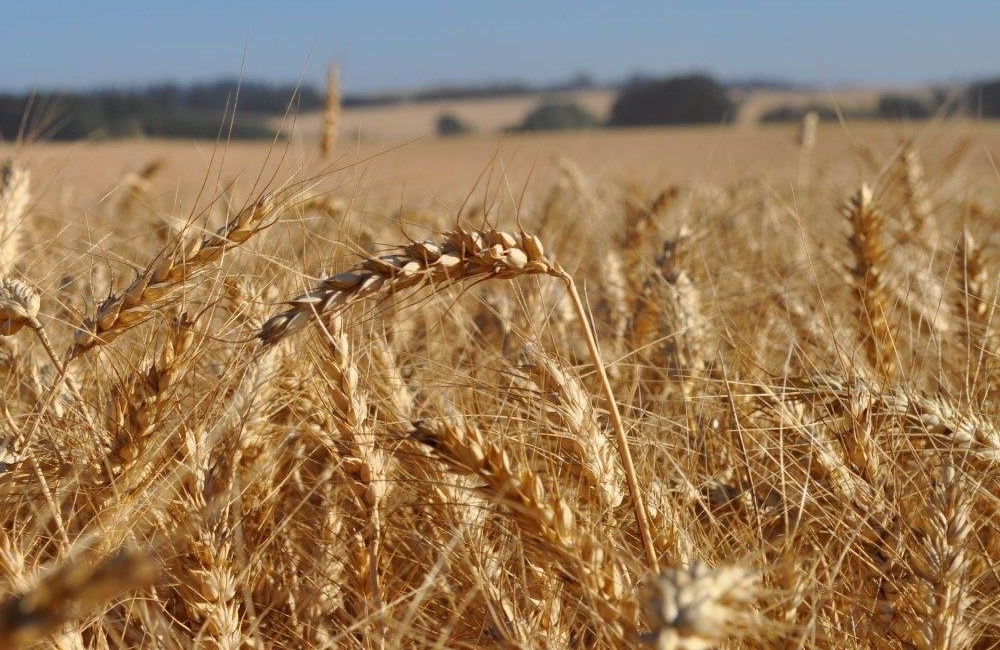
1, 1, 995, 92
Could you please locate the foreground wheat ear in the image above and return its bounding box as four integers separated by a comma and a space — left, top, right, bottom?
0, 544, 158, 649
641, 562, 762, 649
258, 226, 660, 568
0, 277, 68, 376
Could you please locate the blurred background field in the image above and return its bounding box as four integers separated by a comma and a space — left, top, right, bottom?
5, 117, 1000, 218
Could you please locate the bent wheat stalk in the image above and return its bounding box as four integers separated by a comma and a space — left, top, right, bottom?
557, 268, 658, 568
259, 227, 659, 569
258, 227, 554, 344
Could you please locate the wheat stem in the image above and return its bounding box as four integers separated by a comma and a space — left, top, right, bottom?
557, 268, 658, 569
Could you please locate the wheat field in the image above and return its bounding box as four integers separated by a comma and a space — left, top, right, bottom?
1, 115, 999, 649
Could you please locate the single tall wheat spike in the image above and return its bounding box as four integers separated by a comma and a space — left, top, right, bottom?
0, 162, 30, 277
844, 185, 895, 380
897, 142, 935, 243
797, 110, 818, 187
319, 63, 340, 159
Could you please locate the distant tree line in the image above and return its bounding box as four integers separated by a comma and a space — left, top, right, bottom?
967, 79, 1000, 117
0, 75, 602, 141
7, 72, 1000, 141
497, 73, 1000, 135
0, 81, 320, 141
494, 74, 732, 135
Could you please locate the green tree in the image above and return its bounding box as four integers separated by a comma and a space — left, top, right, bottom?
608, 74, 733, 126
967, 78, 1000, 117
514, 100, 599, 131
877, 95, 931, 120
436, 113, 473, 136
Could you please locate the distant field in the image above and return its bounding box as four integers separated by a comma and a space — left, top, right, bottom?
271, 85, 931, 143
273, 89, 617, 142
6, 118, 1000, 218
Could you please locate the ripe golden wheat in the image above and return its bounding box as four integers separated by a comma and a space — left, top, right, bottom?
0, 127, 997, 650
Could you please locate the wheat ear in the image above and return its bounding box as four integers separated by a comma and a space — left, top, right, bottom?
908, 463, 975, 650
955, 230, 993, 347
0, 544, 158, 649
117, 158, 164, 217
70, 196, 277, 358
844, 185, 895, 380
411, 416, 629, 619
896, 142, 935, 243
258, 228, 557, 344
0, 277, 71, 381
519, 341, 625, 512
797, 110, 818, 188
641, 562, 761, 648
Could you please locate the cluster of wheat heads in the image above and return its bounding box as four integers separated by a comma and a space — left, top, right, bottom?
0, 134, 999, 649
